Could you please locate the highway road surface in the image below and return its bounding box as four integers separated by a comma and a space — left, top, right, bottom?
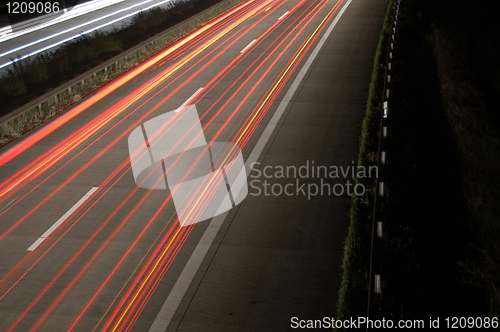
0, 0, 388, 330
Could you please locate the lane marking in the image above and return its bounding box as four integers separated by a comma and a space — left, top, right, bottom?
27, 187, 98, 251
175, 87, 204, 112
0, 195, 20, 213
278, 11, 289, 20
148, 0, 353, 330
240, 39, 257, 54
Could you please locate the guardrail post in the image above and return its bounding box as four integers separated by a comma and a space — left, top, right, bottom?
374, 275, 382, 294
377, 222, 383, 238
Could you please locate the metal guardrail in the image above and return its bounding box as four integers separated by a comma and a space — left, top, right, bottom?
366, 0, 401, 327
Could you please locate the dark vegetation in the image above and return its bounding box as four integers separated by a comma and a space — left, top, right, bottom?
375, 0, 489, 319
0, 0, 227, 117
431, 0, 500, 316
338, 0, 499, 327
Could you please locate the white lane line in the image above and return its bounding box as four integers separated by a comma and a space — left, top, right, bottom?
278, 11, 289, 20
148, 0, 353, 331
240, 39, 257, 54
175, 87, 204, 112
0, 194, 20, 213
27, 187, 98, 251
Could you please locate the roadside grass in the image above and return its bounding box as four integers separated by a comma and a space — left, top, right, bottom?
337, 0, 498, 326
